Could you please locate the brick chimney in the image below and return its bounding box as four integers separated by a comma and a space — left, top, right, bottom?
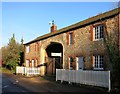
51, 20, 57, 33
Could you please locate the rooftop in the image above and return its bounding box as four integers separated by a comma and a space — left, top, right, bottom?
24, 7, 120, 45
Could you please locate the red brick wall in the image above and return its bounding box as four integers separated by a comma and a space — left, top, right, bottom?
24, 13, 119, 72
24, 42, 40, 67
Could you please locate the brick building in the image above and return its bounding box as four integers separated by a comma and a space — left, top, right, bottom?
24, 8, 120, 76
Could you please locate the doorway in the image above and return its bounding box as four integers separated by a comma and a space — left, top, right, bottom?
45, 42, 63, 75
76, 57, 84, 70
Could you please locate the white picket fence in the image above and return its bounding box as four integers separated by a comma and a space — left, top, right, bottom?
56, 69, 111, 91
16, 66, 40, 76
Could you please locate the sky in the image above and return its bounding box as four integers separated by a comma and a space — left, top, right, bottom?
1, 2, 119, 47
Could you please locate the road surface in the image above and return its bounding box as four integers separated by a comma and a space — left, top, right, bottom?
2, 73, 30, 93
1, 72, 109, 94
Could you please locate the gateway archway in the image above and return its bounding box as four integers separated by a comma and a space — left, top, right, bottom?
45, 42, 63, 75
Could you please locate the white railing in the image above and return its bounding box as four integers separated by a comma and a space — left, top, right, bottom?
16, 66, 25, 75
56, 69, 111, 91
16, 66, 40, 76
25, 67, 40, 75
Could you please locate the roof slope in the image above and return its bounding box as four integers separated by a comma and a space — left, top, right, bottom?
25, 7, 120, 45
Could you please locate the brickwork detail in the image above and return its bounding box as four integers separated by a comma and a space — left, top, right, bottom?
24, 11, 120, 75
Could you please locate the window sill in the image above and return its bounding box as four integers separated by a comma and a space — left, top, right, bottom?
93, 38, 104, 41
93, 68, 104, 71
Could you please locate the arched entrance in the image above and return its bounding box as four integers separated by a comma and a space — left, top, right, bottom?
45, 42, 63, 75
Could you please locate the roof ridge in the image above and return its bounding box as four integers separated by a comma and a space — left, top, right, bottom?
24, 7, 120, 45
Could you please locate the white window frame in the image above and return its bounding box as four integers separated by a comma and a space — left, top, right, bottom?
93, 55, 104, 70
26, 60, 30, 67
32, 59, 35, 67
26, 46, 30, 53
93, 25, 104, 41
76, 57, 84, 70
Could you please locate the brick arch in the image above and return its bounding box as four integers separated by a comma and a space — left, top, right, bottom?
43, 41, 63, 75
42, 41, 64, 50
46, 42, 63, 57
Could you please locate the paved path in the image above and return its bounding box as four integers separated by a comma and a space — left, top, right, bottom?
2, 72, 109, 94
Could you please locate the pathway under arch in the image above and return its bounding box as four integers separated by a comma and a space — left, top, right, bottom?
45, 42, 63, 75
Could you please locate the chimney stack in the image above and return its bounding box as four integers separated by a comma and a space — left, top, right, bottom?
51, 20, 57, 33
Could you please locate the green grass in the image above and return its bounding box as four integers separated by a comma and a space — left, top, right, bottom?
1, 67, 12, 73
0, 67, 2, 73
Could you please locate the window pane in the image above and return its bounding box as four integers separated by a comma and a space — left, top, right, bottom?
69, 33, 73, 45
32, 60, 35, 67
70, 57, 73, 69
94, 25, 104, 40
94, 55, 104, 69
100, 25, 104, 38
26, 46, 30, 53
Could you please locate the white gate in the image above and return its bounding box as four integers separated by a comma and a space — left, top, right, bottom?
16, 66, 40, 76
25, 67, 40, 75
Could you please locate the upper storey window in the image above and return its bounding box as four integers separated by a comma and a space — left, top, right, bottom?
66, 32, 75, 45
94, 25, 104, 41
69, 33, 73, 45
26, 45, 30, 53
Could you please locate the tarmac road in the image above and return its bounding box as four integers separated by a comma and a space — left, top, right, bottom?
0, 73, 2, 94
1, 72, 109, 94
2, 73, 30, 93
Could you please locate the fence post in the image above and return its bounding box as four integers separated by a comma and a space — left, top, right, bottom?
56, 69, 57, 81
108, 70, 111, 92
61, 69, 63, 83
25, 67, 27, 76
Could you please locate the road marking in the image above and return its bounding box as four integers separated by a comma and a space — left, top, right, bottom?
16, 80, 19, 83
13, 79, 19, 84
3, 85, 9, 88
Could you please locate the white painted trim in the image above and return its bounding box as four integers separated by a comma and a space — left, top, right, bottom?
108, 71, 111, 92
51, 53, 62, 57
93, 25, 104, 41
26, 60, 30, 67
76, 57, 84, 70
76, 57, 79, 70
32, 59, 35, 67
93, 68, 104, 70
93, 56, 95, 68
26, 46, 30, 53
93, 55, 104, 70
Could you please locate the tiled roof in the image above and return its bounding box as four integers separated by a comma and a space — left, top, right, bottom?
24, 7, 120, 45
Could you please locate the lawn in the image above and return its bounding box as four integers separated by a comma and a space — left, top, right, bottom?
1, 67, 11, 73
